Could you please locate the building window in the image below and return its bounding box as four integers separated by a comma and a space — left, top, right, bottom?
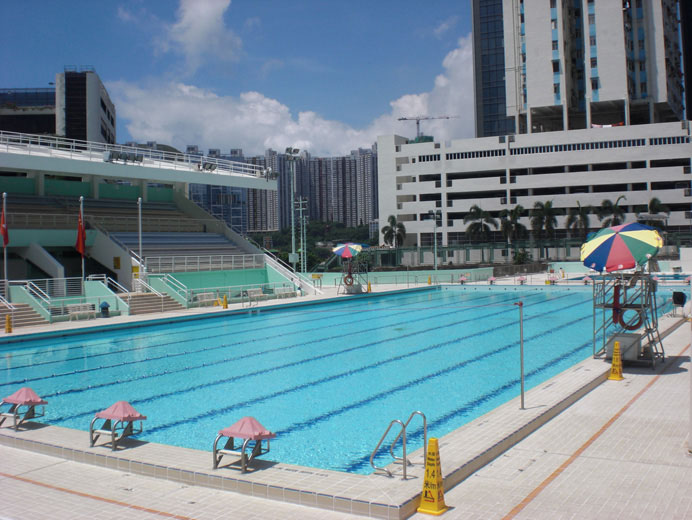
589, 14, 595, 24
590, 57, 597, 68
551, 19, 558, 29
640, 82, 647, 93
638, 39, 645, 50
552, 40, 559, 50
591, 78, 599, 90
590, 36, 597, 46
553, 83, 560, 94
552, 60, 560, 72
550, 0, 556, 7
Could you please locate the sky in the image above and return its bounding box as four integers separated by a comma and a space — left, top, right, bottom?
1, 0, 475, 157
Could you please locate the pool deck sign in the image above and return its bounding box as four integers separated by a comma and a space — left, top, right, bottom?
417, 437, 448, 515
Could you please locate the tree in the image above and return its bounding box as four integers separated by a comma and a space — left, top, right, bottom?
566, 201, 592, 242
381, 215, 406, 247
464, 204, 498, 241
598, 195, 627, 228
499, 205, 527, 246
641, 197, 670, 230
531, 201, 559, 258
464, 205, 498, 263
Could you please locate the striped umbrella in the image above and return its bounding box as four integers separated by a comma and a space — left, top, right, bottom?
332, 243, 364, 259
580, 222, 662, 272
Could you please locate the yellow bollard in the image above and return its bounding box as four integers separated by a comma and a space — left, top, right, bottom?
417, 438, 448, 516
608, 341, 624, 381
428, 275, 431, 285
5, 314, 12, 334
367, 281, 372, 293
223, 294, 228, 309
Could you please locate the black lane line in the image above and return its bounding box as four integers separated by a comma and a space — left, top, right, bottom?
122, 298, 591, 436
2, 291, 513, 389
4, 292, 543, 391
1, 288, 488, 372
1, 289, 442, 361
48, 294, 586, 425
346, 336, 593, 472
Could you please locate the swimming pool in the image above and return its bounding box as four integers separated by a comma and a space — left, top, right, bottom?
0, 285, 676, 474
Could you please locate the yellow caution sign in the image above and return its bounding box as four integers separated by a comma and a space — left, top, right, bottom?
417, 437, 448, 516
223, 294, 228, 309
5, 314, 11, 334
608, 341, 624, 381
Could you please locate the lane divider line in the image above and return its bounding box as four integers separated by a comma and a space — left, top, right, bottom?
503, 342, 691, 520
0, 470, 195, 520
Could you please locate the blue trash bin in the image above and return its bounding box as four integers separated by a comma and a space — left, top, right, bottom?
100, 301, 110, 318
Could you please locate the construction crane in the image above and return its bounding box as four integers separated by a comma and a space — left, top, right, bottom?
397, 115, 459, 139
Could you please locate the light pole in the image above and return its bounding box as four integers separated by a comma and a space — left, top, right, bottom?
285, 147, 300, 271
514, 301, 525, 410
428, 209, 441, 270
137, 197, 143, 276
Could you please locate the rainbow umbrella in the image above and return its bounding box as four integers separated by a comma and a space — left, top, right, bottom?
580, 222, 662, 272
332, 243, 363, 259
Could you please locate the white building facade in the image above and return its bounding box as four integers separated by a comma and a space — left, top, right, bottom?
377, 121, 691, 250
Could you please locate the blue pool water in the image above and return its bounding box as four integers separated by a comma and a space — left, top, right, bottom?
0, 286, 676, 474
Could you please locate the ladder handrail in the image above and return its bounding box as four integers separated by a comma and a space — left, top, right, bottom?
389, 411, 427, 466
26, 281, 51, 307
370, 419, 406, 479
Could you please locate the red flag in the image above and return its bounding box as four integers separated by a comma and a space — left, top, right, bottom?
0, 204, 8, 248
75, 209, 86, 257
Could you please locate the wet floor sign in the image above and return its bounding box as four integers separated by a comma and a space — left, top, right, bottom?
417, 437, 448, 515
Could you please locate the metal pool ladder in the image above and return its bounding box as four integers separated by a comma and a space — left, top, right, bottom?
369, 411, 427, 479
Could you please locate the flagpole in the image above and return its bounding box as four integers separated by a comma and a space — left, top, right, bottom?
2, 192, 7, 298
80, 195, 84, 280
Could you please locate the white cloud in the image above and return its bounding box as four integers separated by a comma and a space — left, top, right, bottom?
158, 0, 241, 74
433, 16, 459, 39
110, 34, 475, 156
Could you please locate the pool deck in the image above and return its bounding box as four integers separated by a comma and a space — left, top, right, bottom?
1, 275, 690, 519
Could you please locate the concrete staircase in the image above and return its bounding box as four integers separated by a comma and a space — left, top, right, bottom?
123, 293, 184, 315
0, 303, 48, 328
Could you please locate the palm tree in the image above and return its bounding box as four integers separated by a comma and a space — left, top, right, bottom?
464, 204, 498, 263
531, 201, 559, 257
640, 197, 670, 230
381, 215, 406, 247
499, 205, 527, 246
598, 195, 627, 228
566, 201, 592, 242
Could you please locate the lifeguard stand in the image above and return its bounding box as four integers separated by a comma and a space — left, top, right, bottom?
592, 272, 664, 368
338, 259, 369, 294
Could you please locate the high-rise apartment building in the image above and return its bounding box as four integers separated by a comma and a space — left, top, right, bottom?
377, 0, 690, 256
472, 0, 516, 137
501, 0, 683, 134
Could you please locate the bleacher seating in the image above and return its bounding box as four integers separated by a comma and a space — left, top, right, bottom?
111, 232, 244, 258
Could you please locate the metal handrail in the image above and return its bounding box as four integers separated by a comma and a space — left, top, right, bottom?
0, 293, 16, 311
145, 254, 264, 274
389, 411, 427, 466
26, 282, 51, 307
0, 130, 267, 178
370, 420, 407, 479
87, 274, 131, 301
133, 278, 163, 297
263, 250, 322, 295
162, 274, 189, 301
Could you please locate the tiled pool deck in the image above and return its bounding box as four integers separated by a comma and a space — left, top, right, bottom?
1, 278, 690, 519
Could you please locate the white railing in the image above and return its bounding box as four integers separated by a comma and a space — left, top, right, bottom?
145, 254, 265, 273
264, 251, 321, 295
188, 281, 300, 308
161, 274, 188, 301
133, 277, 163, 296
0, 130, 267, 179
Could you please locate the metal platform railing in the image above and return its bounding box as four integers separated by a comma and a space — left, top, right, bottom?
0, 130, 268, 179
